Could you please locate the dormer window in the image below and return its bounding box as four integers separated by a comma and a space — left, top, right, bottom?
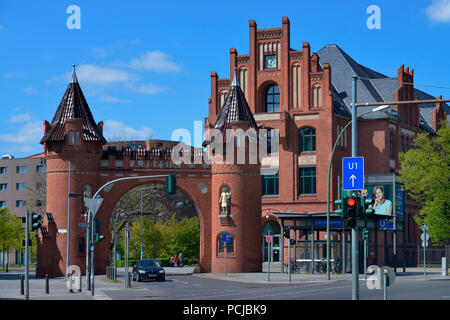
68, 131, 80, 146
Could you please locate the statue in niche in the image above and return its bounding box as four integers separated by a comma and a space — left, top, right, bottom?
219, 185, 231, 216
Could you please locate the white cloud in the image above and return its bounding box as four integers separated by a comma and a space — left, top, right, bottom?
3, 72, 26, 79
425, 0, 450, 23
131, 83, 167, 95
103, 119, 155, 140
22, 86, 39, 95
99, 95, 132, 103
67, 64, 140, 85
7, 113, 33, 123
125, 51, 181, 73
0, 120, 43, 145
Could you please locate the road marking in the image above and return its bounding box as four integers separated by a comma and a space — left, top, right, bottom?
239, 285, 352, 300
179, 282, 334, 300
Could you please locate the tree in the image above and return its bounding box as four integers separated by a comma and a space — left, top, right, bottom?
399, 121, 450, 245
0, 208, 24, 269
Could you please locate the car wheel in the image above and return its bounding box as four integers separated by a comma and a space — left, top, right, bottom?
132, 272, 136, 281
137, 274, 141, 282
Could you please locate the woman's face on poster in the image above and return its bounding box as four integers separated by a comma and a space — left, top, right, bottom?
375, 188, 384, 200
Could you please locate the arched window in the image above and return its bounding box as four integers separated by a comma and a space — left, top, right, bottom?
74, 131, 80, 145
265, 85, 280, 113
219, 90, 228, 108
68, 131, 74, 145
217, 233, 234, 254
312, 85, 322, 108
299, 127, 316, 152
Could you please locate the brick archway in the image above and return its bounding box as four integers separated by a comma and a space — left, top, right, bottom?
37, 153, 213, 276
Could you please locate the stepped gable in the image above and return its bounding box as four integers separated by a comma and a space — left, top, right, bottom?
40, 65, 106, 144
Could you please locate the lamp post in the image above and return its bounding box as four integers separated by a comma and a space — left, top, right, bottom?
326, 104, 390, 280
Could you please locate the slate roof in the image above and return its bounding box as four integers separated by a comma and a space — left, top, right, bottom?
40, 67, 106, 144
204, 68, 259, 146
317, 44, 449, 133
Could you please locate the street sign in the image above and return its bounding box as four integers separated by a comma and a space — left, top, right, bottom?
265, 235, 272, 243
84, 197, 103, 215
342, 157, 364, 190
421, 224, 429, 232
221, 233, 230, 243
378, 219, 395, 231
420, 233, 430, 241
314, 218, 342, 227
422, 240, 429, 248
78, 222, 89, 229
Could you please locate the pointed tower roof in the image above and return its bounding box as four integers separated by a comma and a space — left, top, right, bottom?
40, 65, 106, 144
213, 68, 259, 133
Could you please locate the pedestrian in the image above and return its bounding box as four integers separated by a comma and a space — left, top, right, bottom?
178, 251, 184, 268
173, 255, 178, 267
169, 256, 174, 267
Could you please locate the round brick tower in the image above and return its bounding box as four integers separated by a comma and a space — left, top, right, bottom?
207, 69, 262, 272
37, 66, 106, 277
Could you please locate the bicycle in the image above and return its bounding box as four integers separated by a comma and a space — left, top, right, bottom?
332, 258, 342, 274
313, 260, 326, 274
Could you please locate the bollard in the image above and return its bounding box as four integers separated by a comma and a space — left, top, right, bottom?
20, 274, 24, 295
79, 274, 82, 292
45, 274, 49, 294
443, 257, 448, 277
383, 269, 388, 300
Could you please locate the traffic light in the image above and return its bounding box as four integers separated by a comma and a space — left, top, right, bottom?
334, 197, 346, 218
165, 174, 177, 194
363, 228, 370, 241
283, 227, 290, 239
346, 197, 357, 228
93, 219, 105, 242
93, 219, 101, 234
95, 234, 105, 242
361, 196, 375, 215
30, 213, 43, 231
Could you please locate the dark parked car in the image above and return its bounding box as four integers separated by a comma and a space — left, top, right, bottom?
132, 259, 165, 282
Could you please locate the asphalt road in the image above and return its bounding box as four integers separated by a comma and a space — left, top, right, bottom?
102, 273, 450, 300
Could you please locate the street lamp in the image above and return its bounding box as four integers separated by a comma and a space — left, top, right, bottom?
326, 104, 390, 280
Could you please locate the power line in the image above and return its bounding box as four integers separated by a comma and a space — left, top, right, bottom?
356, 76, 450, 90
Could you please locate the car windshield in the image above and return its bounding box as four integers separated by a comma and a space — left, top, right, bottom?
139, 260, 160, 268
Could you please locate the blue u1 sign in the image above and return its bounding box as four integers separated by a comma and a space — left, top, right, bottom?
221, 233, 230, 243
342, 157, 364, 191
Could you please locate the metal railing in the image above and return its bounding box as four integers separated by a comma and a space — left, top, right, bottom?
106, 266, 117, 280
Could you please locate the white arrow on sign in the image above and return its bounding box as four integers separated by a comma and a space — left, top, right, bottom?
84, 197, 103, 215
421, 233, 430, 241
350, 174, 357, 187
421, 224, 429, 232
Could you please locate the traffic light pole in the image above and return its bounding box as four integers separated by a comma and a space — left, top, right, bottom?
351, 76, 359, 300
25, 211, 29, 300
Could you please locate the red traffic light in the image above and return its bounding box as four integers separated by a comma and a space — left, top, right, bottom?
347, 198, 356, 207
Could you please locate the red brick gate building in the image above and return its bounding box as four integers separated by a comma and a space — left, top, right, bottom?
36, 17, 448, 276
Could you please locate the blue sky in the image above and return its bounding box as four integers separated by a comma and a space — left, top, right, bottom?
0, 0, 449, 157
